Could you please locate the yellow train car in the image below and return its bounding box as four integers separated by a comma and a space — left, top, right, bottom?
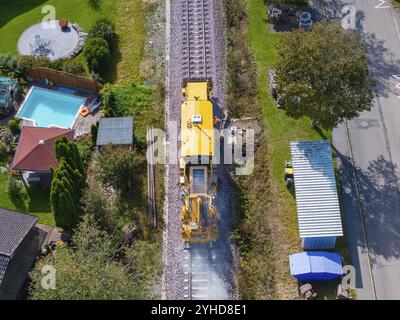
179, 78, 218, 247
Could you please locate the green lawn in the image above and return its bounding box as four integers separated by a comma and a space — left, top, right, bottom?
0, 162, 54, 226
249, 0, 331, 243
0, 0, 146, 84
114, 0, 146, 83
248, 0, 349, 299
0, 0, 116, 54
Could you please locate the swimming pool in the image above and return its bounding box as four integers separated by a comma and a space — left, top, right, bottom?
17, 86, 86, 128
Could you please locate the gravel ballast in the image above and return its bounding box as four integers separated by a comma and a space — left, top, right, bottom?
163, 0, 238, 300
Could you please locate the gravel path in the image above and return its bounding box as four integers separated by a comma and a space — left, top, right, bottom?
162, 0, 237, 300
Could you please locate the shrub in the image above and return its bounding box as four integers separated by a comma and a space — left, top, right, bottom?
90, 71, 105, 83
98, 145, 144, 196
17, 56, 86, 76
7, 175, 28, 207
50, 137, 85, 230
17, 55, 52, 76
83, 37, 111, 72
8, 119, 21, 135
90, 122, 99, 146
88, 19, 115, 45
62, 60, 86, 75
49, 58, 69, 70
100, 82, 153, 117
0, 142, 8, 161
0, 54, 17, 75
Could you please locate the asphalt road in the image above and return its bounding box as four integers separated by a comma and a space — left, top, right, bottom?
328, 0, 400, 299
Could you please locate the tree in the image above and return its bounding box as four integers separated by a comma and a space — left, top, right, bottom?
29, 214, 154, 300
82, 181, 117, 232
8, 119, 21, 135
55, 137, 84, 175
83, 37, 110, 72
0, 54, 17, 75
50, 138, 85, 230
98, 146, 144, 196
88, 19, 115, 45
275, 22, 375, 129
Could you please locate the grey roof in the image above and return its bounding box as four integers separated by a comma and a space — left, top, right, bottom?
96, 117, 133, 146
0, 255, 10, 285
0, 208, 38, 256
0, 208, 37, 286
290, 140, 343, 239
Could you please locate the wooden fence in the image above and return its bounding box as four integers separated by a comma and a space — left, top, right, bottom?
28, 67, 103, 92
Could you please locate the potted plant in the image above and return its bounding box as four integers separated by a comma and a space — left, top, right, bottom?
59, 19, 69, 29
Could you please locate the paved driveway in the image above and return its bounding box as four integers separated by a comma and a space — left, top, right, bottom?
317, 0, 400, 299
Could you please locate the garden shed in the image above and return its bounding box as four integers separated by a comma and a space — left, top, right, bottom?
290, 140, 343, 249
96, 117, 134, 146
0, 77, 20, 117
0, 208, 38, 299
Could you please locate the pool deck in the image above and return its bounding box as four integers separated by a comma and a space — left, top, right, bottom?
14, 81, 103, 139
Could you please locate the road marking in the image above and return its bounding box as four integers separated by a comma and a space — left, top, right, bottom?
374, 0, 390, 9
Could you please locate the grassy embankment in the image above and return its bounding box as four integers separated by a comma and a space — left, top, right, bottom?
230, 0, 350, 299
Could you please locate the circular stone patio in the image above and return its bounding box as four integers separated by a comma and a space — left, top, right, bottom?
17, 20, 86, 61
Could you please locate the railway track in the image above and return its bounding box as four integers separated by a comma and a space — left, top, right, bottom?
181, 0, 213, 78
183, 246, 218, 300
164, 0, 234, 299
180, 0, 223, 300
147, 127, 157, 228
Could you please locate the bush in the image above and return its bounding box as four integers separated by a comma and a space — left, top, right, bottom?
83, 37, 111, 72
90, 122, 99, 146
7, 175, 28, 207
98, 145, 144, 196
17, 55, 53, 75
62, 60, 86, 75
49, 57, 69, 71
88, 19, 115, 45
100, 82, 153, 117
90, 71, 105, 83
8, 119, 21, 135
0, 54, 17, 75
224, 0, 259, 118
17, 56, 87, 77
0, 142, 8, 161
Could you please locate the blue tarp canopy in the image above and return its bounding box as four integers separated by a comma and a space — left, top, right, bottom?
289, 251, 343, 282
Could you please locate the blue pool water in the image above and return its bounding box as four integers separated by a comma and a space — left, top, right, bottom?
17, 87, 86, 128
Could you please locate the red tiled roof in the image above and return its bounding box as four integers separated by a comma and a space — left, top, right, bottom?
11, 127, 74, 172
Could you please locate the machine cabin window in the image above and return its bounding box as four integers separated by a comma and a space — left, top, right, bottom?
190, 167, 208, 194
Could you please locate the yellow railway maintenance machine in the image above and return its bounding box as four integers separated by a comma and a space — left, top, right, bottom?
179, 78, 218, 248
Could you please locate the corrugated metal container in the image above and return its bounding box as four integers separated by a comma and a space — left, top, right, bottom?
290, 140, 343, 249
302, 236, 336, 250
